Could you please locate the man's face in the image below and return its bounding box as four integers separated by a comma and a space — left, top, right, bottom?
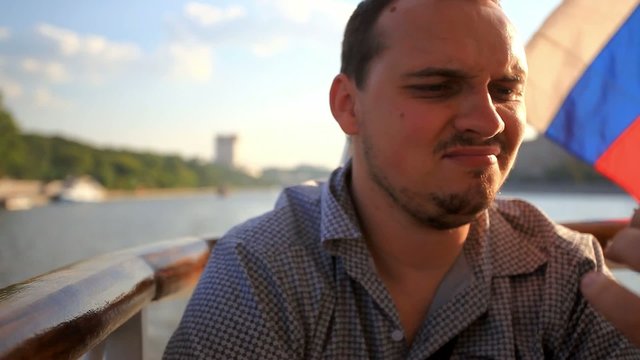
350, 0, 527, 229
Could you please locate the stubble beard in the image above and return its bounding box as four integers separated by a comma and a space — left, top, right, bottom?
362, 136, 500, 230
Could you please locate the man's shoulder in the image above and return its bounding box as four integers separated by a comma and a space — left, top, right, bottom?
220, 181, 328, 264
492, 198, 600, 263
489, 201, 636, 358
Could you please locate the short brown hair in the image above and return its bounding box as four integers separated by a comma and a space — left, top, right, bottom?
340, 0, 395, 89
340, 0, 501, 89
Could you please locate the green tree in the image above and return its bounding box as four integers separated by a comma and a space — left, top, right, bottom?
48, 137, 94, 178
109, 152, 143, 189
0, 95, 27, 177
21, 135, 53, 179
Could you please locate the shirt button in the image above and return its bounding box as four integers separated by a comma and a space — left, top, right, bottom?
391, 329, 404, 342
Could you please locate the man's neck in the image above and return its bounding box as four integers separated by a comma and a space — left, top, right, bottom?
349, 170, 470, 274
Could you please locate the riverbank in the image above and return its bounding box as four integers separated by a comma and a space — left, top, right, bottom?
0, 178, 281, 211
105, 185, 281, 200
106, 187, 221, 200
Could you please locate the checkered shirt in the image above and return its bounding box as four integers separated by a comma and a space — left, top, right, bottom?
164, 164, 640, 359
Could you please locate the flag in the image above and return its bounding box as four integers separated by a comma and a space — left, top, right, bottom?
525, 0, 640, 200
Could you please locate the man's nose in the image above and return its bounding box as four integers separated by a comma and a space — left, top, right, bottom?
453, 91, 505, 139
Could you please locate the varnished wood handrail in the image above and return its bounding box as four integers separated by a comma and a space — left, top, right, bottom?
0, 218, 633, 359
0, 237, 216, 359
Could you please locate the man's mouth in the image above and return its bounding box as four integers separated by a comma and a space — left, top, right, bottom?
442, 146, 501, 167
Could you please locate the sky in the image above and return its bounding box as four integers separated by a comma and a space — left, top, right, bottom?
0, 0, 562, 171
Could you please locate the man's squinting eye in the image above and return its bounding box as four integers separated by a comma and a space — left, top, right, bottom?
489, 83, 523, 102
404, 81, 462, 99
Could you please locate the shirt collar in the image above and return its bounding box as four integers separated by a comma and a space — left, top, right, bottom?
319, 161, 362, 245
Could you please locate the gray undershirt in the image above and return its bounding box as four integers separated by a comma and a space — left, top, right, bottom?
426, 252, 472, 320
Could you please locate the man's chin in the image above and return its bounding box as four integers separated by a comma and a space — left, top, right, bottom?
427, 196, 491, 229
420, 212, 477, 230
367, 158, 499, 229
417, 181, 496, 229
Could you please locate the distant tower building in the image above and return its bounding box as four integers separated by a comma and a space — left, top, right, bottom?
214, 134, 237, 167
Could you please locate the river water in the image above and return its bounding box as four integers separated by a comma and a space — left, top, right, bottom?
1, 188, 638, 359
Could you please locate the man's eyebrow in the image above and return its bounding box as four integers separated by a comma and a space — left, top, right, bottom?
403, 65, 527, 82
498, 64, 527, 83
497, 74, 524, 83
402, 67, 472, 80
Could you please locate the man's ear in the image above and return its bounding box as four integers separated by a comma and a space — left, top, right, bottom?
329, 74, 359, 135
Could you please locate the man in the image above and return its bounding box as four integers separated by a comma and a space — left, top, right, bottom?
165, 0, 640, 358
581, 208, 640, 348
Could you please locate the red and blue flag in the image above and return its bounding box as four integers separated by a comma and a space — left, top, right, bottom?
525, 0, 640, 200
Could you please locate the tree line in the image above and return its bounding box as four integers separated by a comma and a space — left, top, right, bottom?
0, 97, 272, 190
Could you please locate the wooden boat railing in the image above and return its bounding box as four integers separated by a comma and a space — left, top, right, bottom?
0, 236, 216, 360
0, 220, 630, 359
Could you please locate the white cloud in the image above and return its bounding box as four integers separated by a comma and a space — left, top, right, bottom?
269, 0, 313, 23
251, 36, 289, 57
185, 2, 246, 27
317, 1, 356, 26
265, 0, 354, 24
0, 76, 23, 99
0, 27, 10, 41
33, 86, 71, 109
36, 24, 80, 55
20, 58, 70, 83
21, 58, 39, 73
0, 57, 22, 98
168, 43, 214, 82
36, 23, 141, 62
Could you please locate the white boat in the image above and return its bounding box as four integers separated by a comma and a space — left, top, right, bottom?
54, 176, 106, 203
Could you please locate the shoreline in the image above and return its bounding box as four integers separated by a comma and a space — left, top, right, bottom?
105, 185, 281, 200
